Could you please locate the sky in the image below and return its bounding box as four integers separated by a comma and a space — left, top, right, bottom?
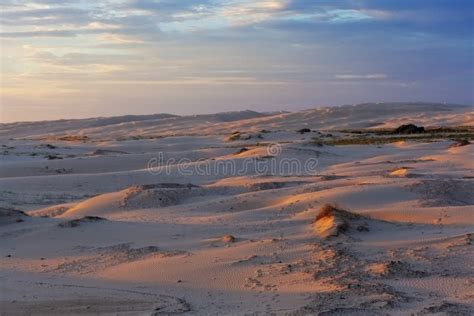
0, 0, 473, 122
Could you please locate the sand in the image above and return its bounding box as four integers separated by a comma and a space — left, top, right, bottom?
0, 102, 473, 315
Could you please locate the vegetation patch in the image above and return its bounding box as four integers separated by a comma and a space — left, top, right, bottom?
316, 130, 474, 146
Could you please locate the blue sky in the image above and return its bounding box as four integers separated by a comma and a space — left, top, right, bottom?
0, 0, 473, 122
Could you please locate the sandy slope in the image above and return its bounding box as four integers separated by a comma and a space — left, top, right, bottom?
0, 103, 473, 315
1, 103, 472, 140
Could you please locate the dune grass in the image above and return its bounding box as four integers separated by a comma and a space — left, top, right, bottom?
316, 131, 474, 146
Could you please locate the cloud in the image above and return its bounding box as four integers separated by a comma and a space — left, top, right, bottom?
2, 0, 469, 40
155, 0, 288, 32
29, 51, 133, 66
335, 74, 387, 80
1, 0, 472, 120
0, 6, 92, 26
0, 30, 77, 38
154, 2, 392, 33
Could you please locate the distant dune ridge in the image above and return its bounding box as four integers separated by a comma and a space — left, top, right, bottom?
0, 101, 473, 314
0, 102, 472, 140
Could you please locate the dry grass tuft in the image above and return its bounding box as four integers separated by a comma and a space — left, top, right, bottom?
312, 204, 368, 238
314, 204, 339, 221
58, 216, 106, 228
222, 235, 236, 243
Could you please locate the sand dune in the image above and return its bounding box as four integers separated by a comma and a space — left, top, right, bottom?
1, 102, 471, 140
1, 103, 473, 314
